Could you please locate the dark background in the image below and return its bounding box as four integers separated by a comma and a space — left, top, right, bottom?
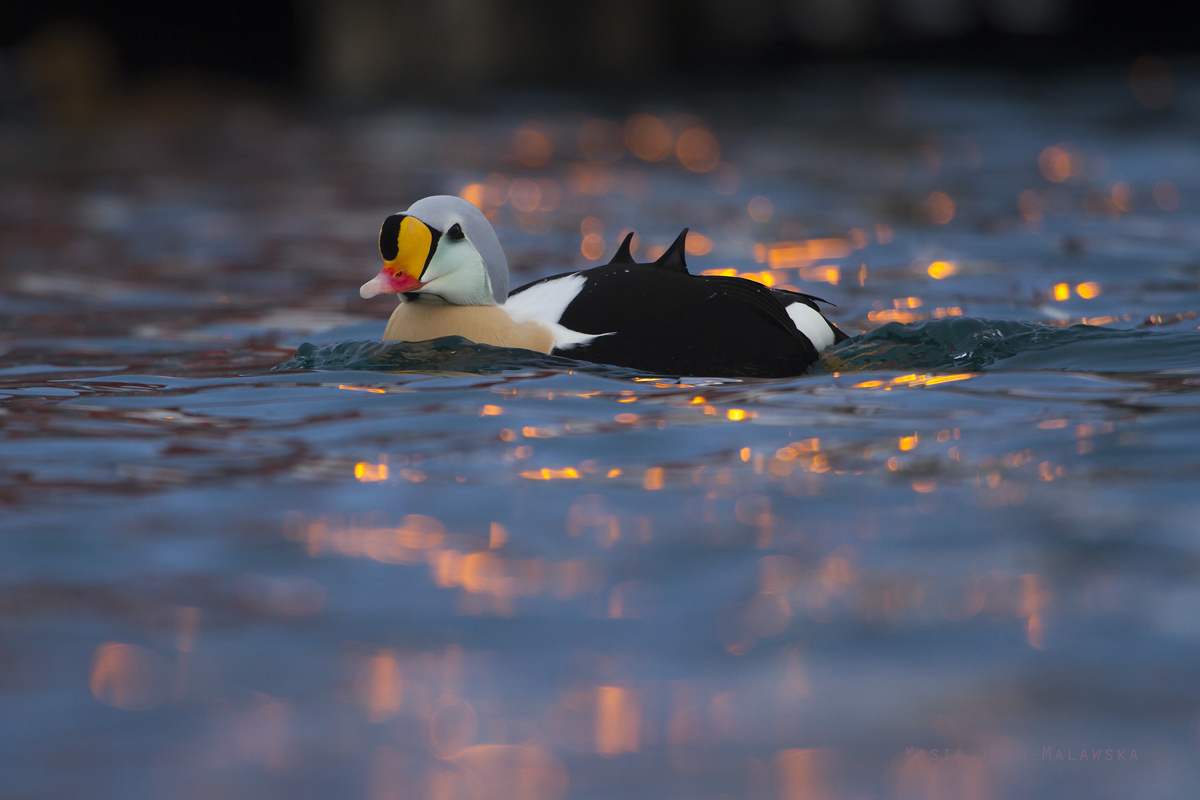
1, 0, 1196, 101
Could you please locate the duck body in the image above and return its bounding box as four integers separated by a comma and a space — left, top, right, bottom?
362, 196, 847, 378
507, 260, 845, 378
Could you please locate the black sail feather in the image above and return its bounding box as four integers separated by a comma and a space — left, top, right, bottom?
652, 229, 690, 274
610, 232, 636, 264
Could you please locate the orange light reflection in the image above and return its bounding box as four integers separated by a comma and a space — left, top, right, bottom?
596, 686, 640, 755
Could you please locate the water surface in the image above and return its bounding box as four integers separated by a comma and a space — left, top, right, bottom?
3, 67, 1200, 799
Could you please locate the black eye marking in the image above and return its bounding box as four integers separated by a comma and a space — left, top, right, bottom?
447, 223, 464, 241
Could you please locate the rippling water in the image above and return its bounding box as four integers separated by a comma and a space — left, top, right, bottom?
3, 67, 1200, 799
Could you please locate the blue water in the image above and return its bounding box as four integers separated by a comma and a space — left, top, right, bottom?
3, 67, 1200, 799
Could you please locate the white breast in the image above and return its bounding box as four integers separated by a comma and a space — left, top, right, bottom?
504, 274, 613, 350
786, 302, 836, 352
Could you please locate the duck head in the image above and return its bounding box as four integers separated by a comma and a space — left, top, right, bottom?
360, 195, 509, 305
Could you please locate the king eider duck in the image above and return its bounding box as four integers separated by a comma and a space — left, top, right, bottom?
359, 195, 848, 378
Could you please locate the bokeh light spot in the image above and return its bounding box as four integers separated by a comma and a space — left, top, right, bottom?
676, 127, 721, 173
514, 124, 553, 167
748, 196, 774, 223
624, 114, 671, 162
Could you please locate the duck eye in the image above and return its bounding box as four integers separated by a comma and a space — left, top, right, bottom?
447, 223, 464, 241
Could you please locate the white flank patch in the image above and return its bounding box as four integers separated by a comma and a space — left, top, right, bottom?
786, 302, 836, 352
504, 274, 613, 350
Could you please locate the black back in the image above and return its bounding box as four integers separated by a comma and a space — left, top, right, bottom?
509, 230, 856, 376
549, 265, 816, 377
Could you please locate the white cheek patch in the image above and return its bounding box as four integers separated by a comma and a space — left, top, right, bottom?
786, 302, 836, 352
421, 242, 495, 305
504, 274, 613, 350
